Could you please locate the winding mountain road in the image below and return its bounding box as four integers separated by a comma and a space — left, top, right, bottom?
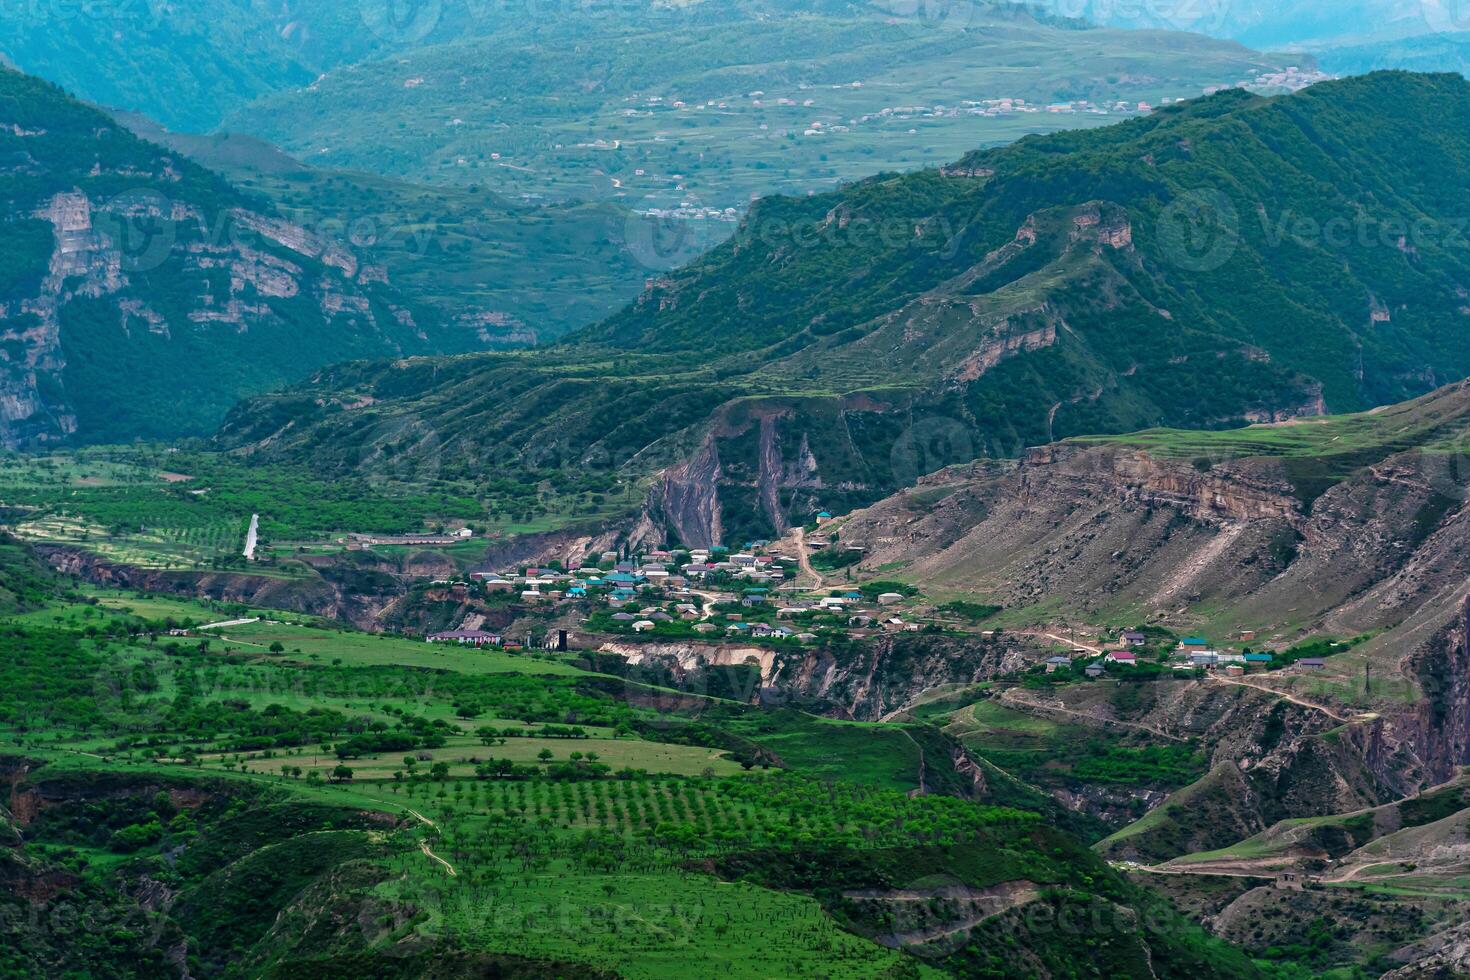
1205, 674, 1376, 725
998, 688, 1188, 742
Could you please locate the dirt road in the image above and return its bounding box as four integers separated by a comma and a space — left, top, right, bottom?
793, 526, 824, 589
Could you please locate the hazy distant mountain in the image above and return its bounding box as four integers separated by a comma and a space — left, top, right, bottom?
1044, 0, 1430, 48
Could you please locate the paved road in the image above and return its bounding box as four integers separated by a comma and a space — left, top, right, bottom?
243, 513, 259, 560
199, 617, 260, 631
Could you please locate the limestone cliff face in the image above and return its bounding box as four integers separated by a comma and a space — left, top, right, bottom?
1021, 444, 1300, 523
32, 544, 431, 631
770, 633, 1032, 721
0, 187, 434, 446
838, 424, 1470, 653
603, 632, 1037, 722
1402, 596, 1470, 784
0, 68, 461, 446
654, 436, 723, 549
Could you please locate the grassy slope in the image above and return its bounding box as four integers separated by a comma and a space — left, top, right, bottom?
1168, 772, 1470, 869
0, 561, 1281, 978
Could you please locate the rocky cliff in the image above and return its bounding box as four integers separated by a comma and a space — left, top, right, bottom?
0, 67, 469, 445
34, 544, 452, 631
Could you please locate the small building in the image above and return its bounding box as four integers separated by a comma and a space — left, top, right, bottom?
1224, 664, 1245, 677
1104, 650, 1137, 665
1084, 664, 1106, 678
1044, 655, 1072, 673
1181, 637, 1209, 652
632, 620, 656, 633
1296, 658, 1326, 671
1122, 630, 1147, 647
1245, 653, 1274, 665
1238, 629, 1257, 643
1189, 652, 1219, 668
427, 630, 500, 647
815, 511, 834, 525
877, 593, 906, 606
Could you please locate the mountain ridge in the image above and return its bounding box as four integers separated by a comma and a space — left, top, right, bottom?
220, 71, 1470, 545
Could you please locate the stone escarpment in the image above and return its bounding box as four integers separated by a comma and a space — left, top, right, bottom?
0, 69, 465, 446
32, 545, 447, 631
767, 633, 1035, 721
595, 632, 1041, 723
0, 188, 435, 446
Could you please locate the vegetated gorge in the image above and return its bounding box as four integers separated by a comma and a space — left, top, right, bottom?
8, 16, 1470, 976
